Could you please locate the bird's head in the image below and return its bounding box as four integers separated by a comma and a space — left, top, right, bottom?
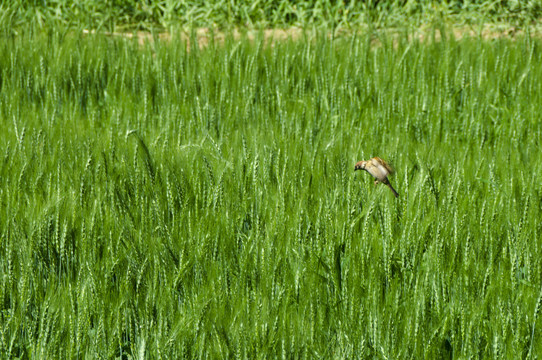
354, 161, 366, 171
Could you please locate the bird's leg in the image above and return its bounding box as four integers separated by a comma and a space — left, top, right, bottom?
374, 180, 379, 186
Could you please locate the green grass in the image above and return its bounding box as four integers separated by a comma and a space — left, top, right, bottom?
2, 0, 542, 31
1, 28, 542, 358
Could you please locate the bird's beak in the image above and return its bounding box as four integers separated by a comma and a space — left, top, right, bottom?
354, 161, 363, 171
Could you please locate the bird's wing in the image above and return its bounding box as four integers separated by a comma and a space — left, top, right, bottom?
364, 163, 380, 180
365, 160, 387, 180
372, 157, 394, 176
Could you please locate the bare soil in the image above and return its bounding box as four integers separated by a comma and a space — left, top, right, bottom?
83, 24, 539, 49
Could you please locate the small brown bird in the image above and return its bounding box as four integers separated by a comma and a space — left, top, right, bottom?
355, 157, 399, 198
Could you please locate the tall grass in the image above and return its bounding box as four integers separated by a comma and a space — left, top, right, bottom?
0, 29, 541, 358
2, 0, 542, 30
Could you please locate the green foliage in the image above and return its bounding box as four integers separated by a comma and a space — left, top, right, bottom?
1, 29, 542, 358
2, 0, 542, 30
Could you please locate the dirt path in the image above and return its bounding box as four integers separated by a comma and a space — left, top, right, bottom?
83, 24, 538, 48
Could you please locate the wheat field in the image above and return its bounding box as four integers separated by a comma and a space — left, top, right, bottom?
1, 29, 541, 358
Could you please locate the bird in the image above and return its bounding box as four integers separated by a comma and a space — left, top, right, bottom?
355, 157, 399, 198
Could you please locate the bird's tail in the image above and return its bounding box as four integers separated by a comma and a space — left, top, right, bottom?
386, 183, 399, 198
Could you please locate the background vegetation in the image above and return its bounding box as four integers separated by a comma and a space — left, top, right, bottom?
1, 26, 541, 358
2, 0, 542, 30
